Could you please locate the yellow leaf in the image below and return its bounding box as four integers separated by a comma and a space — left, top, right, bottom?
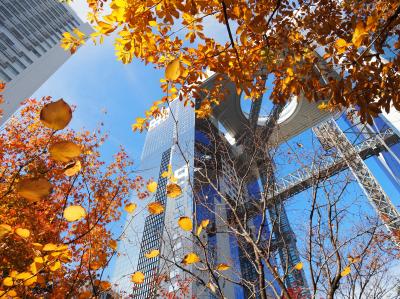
17, 177, 52, 202
124, 203, 137, 213
182, 252, 200, 265
109, 239, 118, 250
15, 272, 32, 280
15, 228, 30, 238
161, 164, 172, 178
144, 249, 160, 259
341, 266, 351, 277
149, 20, 157, 27
42, 243, 60, 251
40, 99, 72, 130
3, 277, 13, 286
334, 38, 350, 54
352, 21, 367, 48
178, 217, 193, 231
0, 224, 12, 238
147, 181, 157, 193
147, 202, 164, 215
64, 160, 82, 176
9, 271, 18, 278
294, 262, 303, 270
131, 271, 145, 284
30, 261, 42, 274
63, 205, 86, 222
165, 58, 181, 81
24, 275, 37, 286
49, 141, 82, 162
216, 263, 230, 271
166, 183, 182, 198
196, 219, 210, 236
318, 102, 328, 110
49, 260, 61, 272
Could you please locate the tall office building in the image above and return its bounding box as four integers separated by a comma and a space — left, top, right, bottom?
112, 83, 281, 297
0, 0, 92, 123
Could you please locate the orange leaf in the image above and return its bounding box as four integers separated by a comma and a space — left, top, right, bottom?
17, 178, 52, 202
49, 141, 82, 162
147, 202, 164, 214
166, 183, 182, 198
40, 99, 72, 130
109, 239, 118, 250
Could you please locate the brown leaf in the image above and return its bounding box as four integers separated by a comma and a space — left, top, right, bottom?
17, 177, 52, 202
40, 99, 72, 130
49, 141, 81, 162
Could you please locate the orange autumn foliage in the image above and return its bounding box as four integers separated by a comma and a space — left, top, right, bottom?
0, 97, 144, 297
62, 0, 400, 125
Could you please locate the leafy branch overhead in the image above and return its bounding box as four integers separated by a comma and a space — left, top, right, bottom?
61, 0, 400, 125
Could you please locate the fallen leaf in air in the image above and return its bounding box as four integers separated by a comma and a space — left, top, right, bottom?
294, 262, 303, 270
178, 217, 193, 231
182, 252, 200, 265
124, 203, 137, 213
144, 249, 160, 259
109, 239, 118, 250
147, 202, 164, 214
49, 141, 82, 162
196, 219, 210, 236
341, 266, 351, 277
147, 181, 157, 193
17, 177, 52, 202
40, 99, 72, 130
63, 205, 86, 222
166, 183, 182, 198
131, 271, 145, 284
64, 160, 82, 176
216, 263, 230, 271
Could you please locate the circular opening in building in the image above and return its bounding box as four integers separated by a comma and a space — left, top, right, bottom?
240, 74, 298, 126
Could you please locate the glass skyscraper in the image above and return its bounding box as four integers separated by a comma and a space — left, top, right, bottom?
112, 92, 280, 297
0, 0, 92, 123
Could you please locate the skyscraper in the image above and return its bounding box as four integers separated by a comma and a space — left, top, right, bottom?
112, 79, 283, 297
0, 0, 92, 123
